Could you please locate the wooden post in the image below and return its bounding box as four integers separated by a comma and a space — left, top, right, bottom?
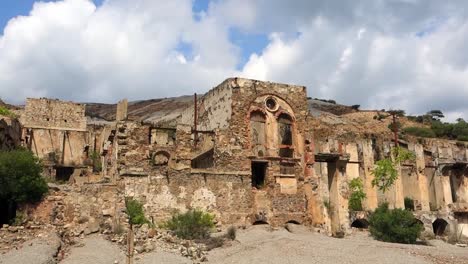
127, 224, 134, 264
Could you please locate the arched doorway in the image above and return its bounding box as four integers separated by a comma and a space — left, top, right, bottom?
432, 218, 449, 236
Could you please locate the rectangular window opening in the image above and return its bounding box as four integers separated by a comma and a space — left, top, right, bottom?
251, 161, 267, 188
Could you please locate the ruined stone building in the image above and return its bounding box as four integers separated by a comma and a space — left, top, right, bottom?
2, 77, 468, 238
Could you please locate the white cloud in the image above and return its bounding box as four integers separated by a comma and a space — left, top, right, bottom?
0, 0, 237, 103
0, 0, 468, 121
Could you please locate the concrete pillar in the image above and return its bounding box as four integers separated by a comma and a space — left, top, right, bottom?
335, 160, 350, 234
116, 99, 128, 121
435, 166, 453, 211
361, 139, 378, 210
345, 143, 359, 180
412, 143, 430, 211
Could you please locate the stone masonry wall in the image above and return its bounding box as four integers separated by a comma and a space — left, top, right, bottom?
21, 98, 86, 131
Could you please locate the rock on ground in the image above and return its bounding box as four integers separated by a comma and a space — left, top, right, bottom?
0, 232, 61, 264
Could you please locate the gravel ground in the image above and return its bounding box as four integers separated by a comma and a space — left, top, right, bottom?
5, 226, 466, 264
207, 225, 468, 264
0, 232, 61, 264
135, 251, 191, 264
60, 235, 125, 264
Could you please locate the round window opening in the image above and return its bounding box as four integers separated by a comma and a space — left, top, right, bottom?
265, 97, 278, 111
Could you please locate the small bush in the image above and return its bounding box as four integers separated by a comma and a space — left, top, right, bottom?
348, 178, 366, 211
457, 135, 468, 142
369, 203, 423, 244
164, 209, 215, 240
404, 197, 415, 211
125, 197, 149, 226
403, 127, 436, 138
226, 226, 237, 240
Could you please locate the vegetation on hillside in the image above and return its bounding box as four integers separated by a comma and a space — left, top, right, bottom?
0, 106, 15, 117
405, 110, 468, 141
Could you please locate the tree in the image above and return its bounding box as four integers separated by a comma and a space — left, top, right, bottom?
427, 110, 444, 121
0, 148, 48, 223
371, 147, 415, 193
125, 197, 149, 264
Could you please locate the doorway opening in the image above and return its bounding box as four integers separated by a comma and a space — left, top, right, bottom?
251, 161, 267, 189
433, 218, 449, 236
351, 219, 369, 229
0, 200, 16, 225
55, 166, 75, 182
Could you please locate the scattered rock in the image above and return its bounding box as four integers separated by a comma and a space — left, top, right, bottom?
84, 221, 100, 235
102, 209, 113, 217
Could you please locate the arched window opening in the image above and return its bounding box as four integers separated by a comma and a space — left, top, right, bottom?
253, 220, 269, 225
432, 218, 449, 236
152, 151, 170, 166
250, 111, 266, 157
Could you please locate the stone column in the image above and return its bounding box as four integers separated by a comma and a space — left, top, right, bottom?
413, 143, 430, 211
361, 139, 378, 210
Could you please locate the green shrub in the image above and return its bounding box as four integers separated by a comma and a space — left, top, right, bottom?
348, 178, 366, 211
457, 135, 468, 142
404, 197, 415, 211
125, 197, 149, 226
90, 151, 102, 173
164, 209, 215, 240
0, 106, 15, 117
0, 148, 48, 223
369, 203, 423, 244
0, 148, 48, 204
402, 127, 436, 138
372, 147, 415, 193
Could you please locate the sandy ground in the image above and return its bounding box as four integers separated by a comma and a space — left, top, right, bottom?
207, 225, 468, 264
0, 232, 61, 264
2, 226, 467, 264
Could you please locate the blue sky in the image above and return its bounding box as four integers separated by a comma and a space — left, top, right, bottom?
0, 0, 100, 30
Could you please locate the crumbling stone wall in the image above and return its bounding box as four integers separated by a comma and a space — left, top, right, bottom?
15, 77, 468, 240
0, 116, 21, 150
21, 98, 86, 131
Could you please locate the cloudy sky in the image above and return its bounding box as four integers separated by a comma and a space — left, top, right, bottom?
1, 0, 467, 121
